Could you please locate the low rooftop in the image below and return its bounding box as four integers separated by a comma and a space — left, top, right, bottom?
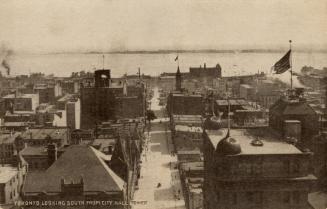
23, 145, 125, 193
18, 128, 68, 140
3, 93, 38, 99
206, 128, 302, 155
0, 165, 18, 183
175, 125, 203, 133
0, 132, 20, 144
20, 146, 47, 156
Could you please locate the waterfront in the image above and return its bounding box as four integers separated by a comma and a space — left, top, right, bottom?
3, 52, 327, 79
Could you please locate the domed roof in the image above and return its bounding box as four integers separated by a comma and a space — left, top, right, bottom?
203, 116, 221, 130
216, 135, 241, 155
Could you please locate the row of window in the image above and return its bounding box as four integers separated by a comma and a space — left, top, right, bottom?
218, 160, 302, 176
215, 191, 302, 205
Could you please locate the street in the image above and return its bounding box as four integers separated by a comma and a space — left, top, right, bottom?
132, 87, 186, 209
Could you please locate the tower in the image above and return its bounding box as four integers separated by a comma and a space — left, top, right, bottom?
175, 66, 182, 91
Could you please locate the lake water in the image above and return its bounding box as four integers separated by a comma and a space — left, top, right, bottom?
3, 52, 327, 87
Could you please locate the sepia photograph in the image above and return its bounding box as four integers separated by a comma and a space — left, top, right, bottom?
0, 0, 326, 208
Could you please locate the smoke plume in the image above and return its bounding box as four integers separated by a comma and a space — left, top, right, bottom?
0, 44, 13, 76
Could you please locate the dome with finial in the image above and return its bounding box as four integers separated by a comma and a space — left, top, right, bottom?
215, 131, 241, 155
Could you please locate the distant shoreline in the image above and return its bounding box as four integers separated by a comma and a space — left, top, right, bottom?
15, 49, 327, 56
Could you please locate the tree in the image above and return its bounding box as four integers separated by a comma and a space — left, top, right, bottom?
146, 110, 157, 122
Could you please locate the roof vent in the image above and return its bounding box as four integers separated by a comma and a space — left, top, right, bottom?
251, 138, 263, 146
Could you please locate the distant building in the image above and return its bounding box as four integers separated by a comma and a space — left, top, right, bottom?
167, 93, 203, 116
256, 80, 281, 108
15, 128, 70, 151
22, 145, 126, 209
180, 162, 205, 209
2, 93, 39, 112
33, 82, 62, 104
80, 69, 117, 129
203, 128, 316, 209
240, 84, 256, 101
70, 129, 95, 145
172, 125, 203, 153
80, 69, 146, 129
19, 144, 63, 170
189, 63, 222, 78
269, 93, 319, 142
0, 132, 20, 164
0, 160, 27, 205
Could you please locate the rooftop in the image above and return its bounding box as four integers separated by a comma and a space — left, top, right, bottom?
0, 165, 18, 183
0, 132, 20, 144
18, 128, 68, 140
3, 94, 38, 99
240, 84, 253, 89
206, 128, 302, 155
23, 145, 125, 193
216, 99, 247, 106
180, 161, 204, 171
20, 146, 47, 156
270, 98, 317, 115
175, 125, 203, 133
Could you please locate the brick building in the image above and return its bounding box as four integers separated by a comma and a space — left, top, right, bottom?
0, 132, 20, 164
15, 128, 70, 151
167, 93, 203, 116
189, 63, 222, 78
203, 128, 316, 209
80, 69, 146, 129
22, 145, 126, 209
0, 159, 28, 205
2, 93, 39, 112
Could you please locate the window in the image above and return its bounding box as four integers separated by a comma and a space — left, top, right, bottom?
283, 160, 290, 174
293, 191, 300, 204
293, 160, 300, 173
282, 192, 290, 203
232, 193, 237, 205
246, 192, 254, 203
216, 192, 220, 203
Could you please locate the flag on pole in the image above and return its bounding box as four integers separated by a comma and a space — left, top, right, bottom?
271, 50, 291, 74
175, 56, 178, 61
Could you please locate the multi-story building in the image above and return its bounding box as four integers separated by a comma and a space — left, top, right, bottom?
167, 93, 203, 116
0, 132, 20, 164
22, 145, 126, 209
203, 127, 316, 209
189, 63, 222, 78
33, 82, 62, 104
0, 160, 28, 205
240, 84, 256, 101
15, 128, 70, 151
2, 92, 39, 112
81, 69, 146, 129
269, 92, 319, 142
70, 129, 95, 145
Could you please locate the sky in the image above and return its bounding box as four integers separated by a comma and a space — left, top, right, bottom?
0, 0, 326, 53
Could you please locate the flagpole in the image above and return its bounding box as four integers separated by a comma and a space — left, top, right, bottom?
289, 40, 293, 90
177, 53, 180, 67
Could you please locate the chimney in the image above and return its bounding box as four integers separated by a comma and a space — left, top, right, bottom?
47, 143, 57, 167
284, 120, 301, 143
